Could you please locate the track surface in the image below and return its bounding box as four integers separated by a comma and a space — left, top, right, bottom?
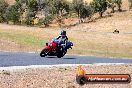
0, 52, 132, 67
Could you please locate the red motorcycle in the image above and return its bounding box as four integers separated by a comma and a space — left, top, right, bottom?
40, 38, 73, 58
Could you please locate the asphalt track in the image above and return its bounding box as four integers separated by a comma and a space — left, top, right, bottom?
0, 52, 132, 67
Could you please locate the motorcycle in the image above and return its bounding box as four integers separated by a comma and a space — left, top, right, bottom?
40, 38, 73, 58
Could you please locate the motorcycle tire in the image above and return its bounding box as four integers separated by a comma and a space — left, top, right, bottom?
40, 49, 48, 57
57, 54, 62, 58
57, 49, 67, 58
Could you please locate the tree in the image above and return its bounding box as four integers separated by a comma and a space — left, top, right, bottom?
42, 15, 53, 27
72, 0, 93, 23
90, 0, 107, 17
80, 3, 93, 19
47, 0, 70, 27
24, 0, 38, 25
72, 0, 84, 19
128, 0, 132, 10
51, 0, 70, 16
5, 4, 21, 24
0, 0, 8, 23
37, 0, 49, 11
114, 0, 122, 12
37, 0, 53, 19
25, 11, 36, 25
26, 0, 38, 12
107, 0, 116, 13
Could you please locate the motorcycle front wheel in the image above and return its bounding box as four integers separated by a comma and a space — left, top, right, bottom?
40, 49, 48, 57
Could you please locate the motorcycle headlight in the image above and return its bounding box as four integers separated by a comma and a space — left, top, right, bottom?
71, 43, 73, 46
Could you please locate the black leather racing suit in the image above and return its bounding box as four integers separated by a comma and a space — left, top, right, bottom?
56, 35, 68, 48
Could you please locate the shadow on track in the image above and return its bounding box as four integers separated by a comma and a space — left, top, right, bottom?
45, 56, 57, 58
63, 57, 76, 59
44, 56, 76, 59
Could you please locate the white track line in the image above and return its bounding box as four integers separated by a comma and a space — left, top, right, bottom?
0, 63, 126, 71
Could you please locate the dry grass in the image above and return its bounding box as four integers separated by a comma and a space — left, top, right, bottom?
0, 0, 132, 58
1, 12, 132, 58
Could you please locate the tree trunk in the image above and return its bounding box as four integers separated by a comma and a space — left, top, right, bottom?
118, 5, 122, 12
99, 12, 103, 18
77, 11, 80, 23
111, 7, 115, 13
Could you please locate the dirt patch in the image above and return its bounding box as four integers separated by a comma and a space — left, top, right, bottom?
0, 64, 132, 88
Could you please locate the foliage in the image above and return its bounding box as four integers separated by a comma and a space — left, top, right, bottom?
72, 0, 84, 18
90, 0, 107, 17
128, 0, 132, 9
0, 0, 8, 22
72, 0, 93, 23
25, 11, 36, 25
114, 0, 122, 11
107, 0, 116, 13
5, 4, 21, 24
0, 0, 124, 26
43, 15, 53, 27
80, 3, 93, 19
25, 0, 38, 12
23, 0, 38, 25
50, 0, 70, 17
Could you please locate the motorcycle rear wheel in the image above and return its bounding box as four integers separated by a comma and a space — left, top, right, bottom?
57, 49, 67, 58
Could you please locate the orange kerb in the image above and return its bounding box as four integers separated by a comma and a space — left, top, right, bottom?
77, 65, 86, 76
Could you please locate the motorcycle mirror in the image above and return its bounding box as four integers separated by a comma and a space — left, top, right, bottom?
46, 43, 48, 46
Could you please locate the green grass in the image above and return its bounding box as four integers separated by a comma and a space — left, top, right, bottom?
0, 28, 132, 58
0, 32, 48, 48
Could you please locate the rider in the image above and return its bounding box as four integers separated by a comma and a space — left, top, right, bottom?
56, 30, 68, 48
